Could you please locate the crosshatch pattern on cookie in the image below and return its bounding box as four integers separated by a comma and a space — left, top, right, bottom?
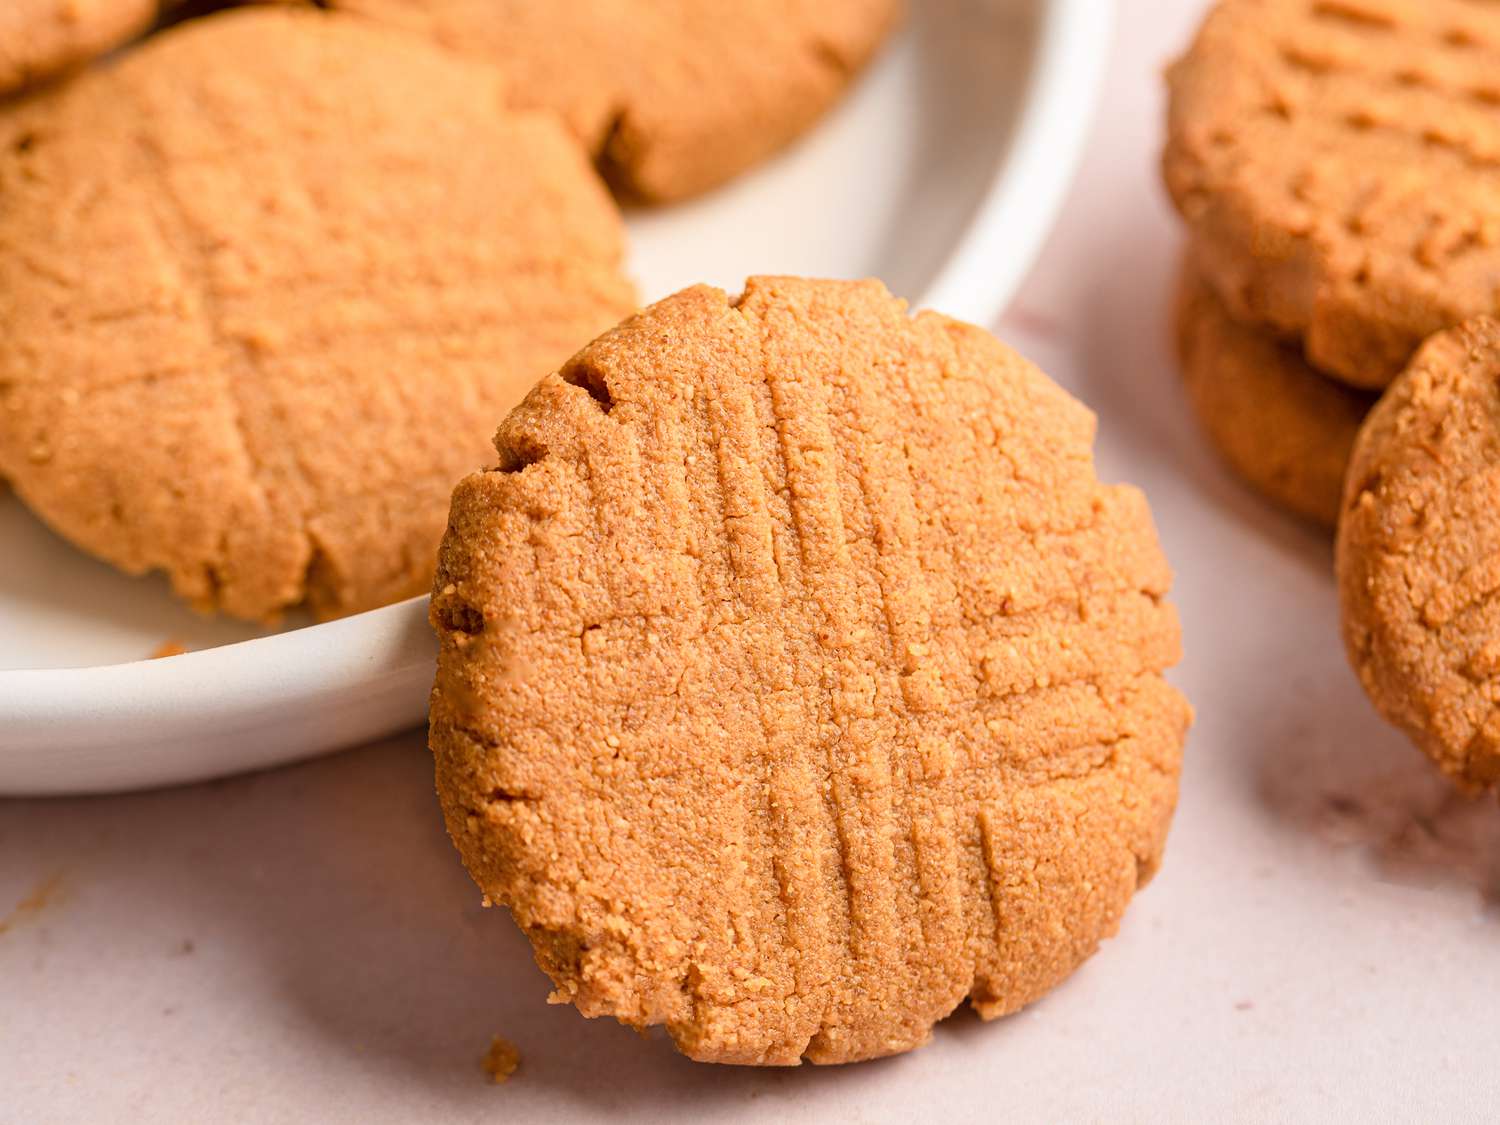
429, 278, 1190, 1065
0, 9, 636, 622
1165, 0, 1500, 389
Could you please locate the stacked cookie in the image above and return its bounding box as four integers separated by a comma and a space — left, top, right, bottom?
1165, 0, 1500, 793
1163, 0, 1500, 530
0, 2, 900, 621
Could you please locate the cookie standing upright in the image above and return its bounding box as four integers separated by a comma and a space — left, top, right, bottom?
1175, 259, 1374, 529
1338, 317, 1500, 791
324, 0, 902, 201
1165, 0, 1500, 388
0, 9, 635, 621
430, 277, 1191, 1065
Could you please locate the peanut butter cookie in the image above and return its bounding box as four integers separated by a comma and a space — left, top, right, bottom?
0, 0, 158, 97
0, 9, 634, 621
1176, 257, 1374, 529
1165, 0, 1500, 389
1338, 316, 1500, 791
324, 0, 902, 202
430, 277, 1191, 1065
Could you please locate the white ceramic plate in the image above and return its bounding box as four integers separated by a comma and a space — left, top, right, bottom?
0, 0, 1111, 794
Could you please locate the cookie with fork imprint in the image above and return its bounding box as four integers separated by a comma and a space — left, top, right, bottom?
429, 276, 1191, 1065
1338, 316, 1500, 791
1164, 0, 1500, 389
1176, 256, 1375, 529
323, 0, 902, 202
0, 8, 635, 621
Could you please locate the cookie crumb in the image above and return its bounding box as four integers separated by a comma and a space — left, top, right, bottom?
481, 1035, 520, 1084
0, 873, 64, 935
150, 639, 188, 660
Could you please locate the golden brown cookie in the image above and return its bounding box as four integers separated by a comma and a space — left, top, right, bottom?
0, 0, 157, 97
1176, 257, 1375, 529
429, 277, 1190, 1065
323, 0, 902, 202
0, 9, 634, 622
1338, 316, 1500, 791
1164, 0, 1500, 389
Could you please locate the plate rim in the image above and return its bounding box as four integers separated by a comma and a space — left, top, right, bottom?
0, 0, 1114, 794
921, 0, 1113, 324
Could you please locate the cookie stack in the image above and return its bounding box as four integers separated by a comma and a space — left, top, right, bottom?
1163, 0, 1500, 530
0, 2, 899, 621
1165, 0, 1500, 792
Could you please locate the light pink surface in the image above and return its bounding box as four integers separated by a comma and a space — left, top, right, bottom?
5, 4, 1499, 1120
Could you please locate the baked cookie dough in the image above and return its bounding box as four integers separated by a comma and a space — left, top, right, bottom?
1176, 258, 1374, 529
323, 0, 902, 202
0, 0, 158, 96
0, 8, 635, 621
1164, 0, 1500, 389
1338, 316, 1500, 791
430, 277, 1191, 1065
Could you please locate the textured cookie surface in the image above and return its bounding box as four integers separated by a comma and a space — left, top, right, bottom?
0, 0, 157, 96
1176, 258, 1374, 528
430, 277, 1190, 1065
0, 9, 634, 621
325, 0, 901, 201
1338, 317, 1500, 790
1165, 0, 1500, 389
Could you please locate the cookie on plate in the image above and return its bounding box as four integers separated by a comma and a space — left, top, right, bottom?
0, 0, 158, 96
1338, 316, 1500, 791
0, 8, 635, 621
323, 0, 902, 202
429, 276, 1191, 1065
1176, 257, 1374, 529
1164, 0, 1500, 389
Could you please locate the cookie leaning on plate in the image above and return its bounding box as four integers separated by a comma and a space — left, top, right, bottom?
1165, 0, 1500, 389
0, 8, 635, 621
1175, 257, 1374, 529
430, 276, 1191, 1065
323, 0, 902, 202
1338, 316, 1500, 792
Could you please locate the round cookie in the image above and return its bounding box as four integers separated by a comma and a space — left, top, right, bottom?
323, 0, 902, 202
1176, 258, 1375, 529
0, 9, 635, 622
429, 276, 1191, 1065
1164, 0, 1500, 389
1338, 316, 1500, 791
0, 0, 157, 97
